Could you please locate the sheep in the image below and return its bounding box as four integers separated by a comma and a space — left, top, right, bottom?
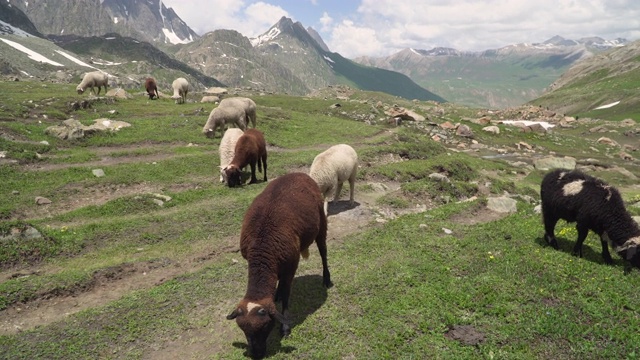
171, 77, 189, 104
220, 97, 257, 128
202, 105, 247, 139
309, 144, 358, 215
541, 169, 640, 272
76, 71, 108, 95
226, 172, 333, 359
218, 128, 244, 183
144, 77, 159, 100
223, 128, 267, 187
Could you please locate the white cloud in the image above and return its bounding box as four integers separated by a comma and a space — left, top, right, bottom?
319, 11, 332, 32
327, 20, 384, 58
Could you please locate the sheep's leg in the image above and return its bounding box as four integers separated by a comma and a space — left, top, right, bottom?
249, 161, 258, 184
316, 225, 333, 289
572, 223, 589, 258
348, 172, 356, 206
599, 235, 614, 264
262, 154, 267, 182
543, 213, 559, 249
278, 272, 295, 337
334, 181, 343, 203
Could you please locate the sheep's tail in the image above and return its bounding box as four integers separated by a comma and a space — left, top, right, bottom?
301, 248, 310, 259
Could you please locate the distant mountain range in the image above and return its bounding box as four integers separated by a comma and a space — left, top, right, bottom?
354, 36, 628, 108
0, 0, 634, 107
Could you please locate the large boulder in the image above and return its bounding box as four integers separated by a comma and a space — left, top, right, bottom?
534, 156, 576, 171
45, 118, 131, 140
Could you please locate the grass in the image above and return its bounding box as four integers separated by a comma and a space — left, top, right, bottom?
1, 80, 640, 359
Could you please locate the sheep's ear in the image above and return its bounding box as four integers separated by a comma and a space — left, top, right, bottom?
226, 308, 242, 320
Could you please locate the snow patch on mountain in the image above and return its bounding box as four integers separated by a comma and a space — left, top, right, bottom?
0, 19, 36, 37
162, 28, 192, 44
55, 50, 98, 69
250, 27, 281, 47
0, 38, 63, 66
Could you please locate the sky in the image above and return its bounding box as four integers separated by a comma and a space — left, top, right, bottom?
161, 0, 640, 58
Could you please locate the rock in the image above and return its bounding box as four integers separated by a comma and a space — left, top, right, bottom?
487, 197, 518, 213
621, 118, 636, 126
482, 125, 500, 134
152, 193, 172, 202
534, 156, 576, 171
35, 196, 51, 205
517, 141, 533, 150
619, 151, 634, 161
428, 173, 450, 182
472, 116, 491, 125
455, 124, 474, 138
205, 87, 228, 96
152, 199, 164, 207
439, 121, 456, 129
597, 137, 619, 147
106, 88, 132, 99
92, 169, 105, 177
528, 123, 547, 133
589, 125, 608, 133
200, 95, 219, 103
534, 205, 542, 214
45, 118, 131, 140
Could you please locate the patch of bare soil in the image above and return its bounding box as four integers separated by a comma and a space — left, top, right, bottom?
449, 202, 509, 225
0, 238, 238, 336
444, 324, 485, 346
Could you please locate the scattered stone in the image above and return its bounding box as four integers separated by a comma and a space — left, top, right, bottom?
455, 124, 474, 138
200, 95, 219, 103
205, 87, 228, 96
419, 224, 428, 229
152, 194, 172, 202
152, 199, 164, 207
39, 140, 49, 145
534, 205, 542, 214
442, 228, 453, 234
619, 151, 634, 161
482, 125, 500, 134
108, 110, 118, 115
597, 137, 619, 147
534, 156, 576, 171
589, 125, 608, 133
92, 169, 105, 177
439, 121, 456, 129
106, 88, 132, 99
35, 196, 51, 205
621, 118, 636, 126
517, 141, 533, 150
428, 173, 450, 182
45, 118, 131, 140
12, 190, 19, 195
487, 197, 518, 213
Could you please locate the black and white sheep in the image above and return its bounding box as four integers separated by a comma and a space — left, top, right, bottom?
171, 77, 189, 104
76, 71, 109, 95
218, 128, 244, 182
223, 128, 267, 187
227, 172, 333, 359
202, 105, 247, 139
145, 77, 159, 100
309, 144, 358, 214
220, 97, 257, 128
541, 169, 640, 271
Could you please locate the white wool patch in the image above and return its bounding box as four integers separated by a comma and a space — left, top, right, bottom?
599, 184, 612, 201
246, 302, 261, 313
562, 180, 585, 196
557, 171, 567, 180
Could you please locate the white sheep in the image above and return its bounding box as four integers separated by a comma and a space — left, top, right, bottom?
76, 71, 109, 95
218, 128, 244, 182
202, 105, 247, 139
309, 144, 358, 215
219, 97, 257, 128
171, 77, 189, 104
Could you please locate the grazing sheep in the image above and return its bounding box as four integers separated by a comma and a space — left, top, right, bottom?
309, 144, 358, 215
541, 169, 640, 272
220, 97, 257, 128
171, 77, 189, 104
227, 172, 333, 359
144, 77, 159, 100
202, 105, 247, 139
218, 128, 244, 182
76, 71, 108, 95
223, 129, 267, 187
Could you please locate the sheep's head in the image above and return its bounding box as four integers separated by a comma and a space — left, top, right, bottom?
204, 128, 215, 139
224, 165, 243, 187
227, 299, 286, 359
76, 86, 85, 95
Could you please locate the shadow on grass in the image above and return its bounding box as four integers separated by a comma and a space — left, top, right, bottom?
535, 235, 627, 269
232, 274, 330, 358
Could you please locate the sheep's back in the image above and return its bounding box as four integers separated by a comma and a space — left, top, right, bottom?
240, 173, 323, 261
310, 144, 357, 185
219, 128, 244, 164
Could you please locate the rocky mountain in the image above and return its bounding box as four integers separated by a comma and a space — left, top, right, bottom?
354, 36, 628, 108
532, 39, 640, 119
5, 0, 197, 45
174, 16, 444, 101
0, 1, 43, 38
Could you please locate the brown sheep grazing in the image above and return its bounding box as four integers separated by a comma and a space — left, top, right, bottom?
144, 77, 159, 100
227, 172, 333, 359
223, 129, 267, 187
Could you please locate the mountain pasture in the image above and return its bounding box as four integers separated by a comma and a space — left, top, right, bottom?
1, 81, 640, 359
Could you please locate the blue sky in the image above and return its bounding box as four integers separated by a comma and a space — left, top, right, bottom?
162, 0, 640, 58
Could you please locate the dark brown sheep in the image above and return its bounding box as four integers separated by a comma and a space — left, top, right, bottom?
145, 77, 159, 100
541, 169, 640, 272
223, 128, 267, 187
227, 172, 333, 359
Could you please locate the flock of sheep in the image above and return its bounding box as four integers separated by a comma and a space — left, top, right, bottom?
74, 71, 640, 359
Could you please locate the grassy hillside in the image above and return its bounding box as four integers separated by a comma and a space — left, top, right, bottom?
0, 80, 639, 359
532, 40, 640, 120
